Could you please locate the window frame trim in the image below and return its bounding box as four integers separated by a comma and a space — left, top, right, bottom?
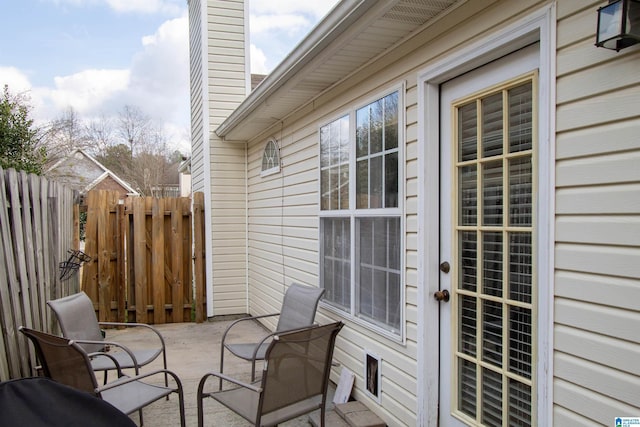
318, 83, 406, 343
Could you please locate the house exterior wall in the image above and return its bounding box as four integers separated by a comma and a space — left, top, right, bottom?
553, 0, 640, 424
240, 1, 640, 426
188, 0, 205, 194
205, 0, 248, 315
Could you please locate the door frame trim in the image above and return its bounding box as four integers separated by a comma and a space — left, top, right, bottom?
415, 5, 556, 426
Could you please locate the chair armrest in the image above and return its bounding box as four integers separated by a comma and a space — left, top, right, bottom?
98, 322, 166, 350
96, 369, 183, 394
73, 339, 141, 374
87, 351, 125, 377
221, 313, 280, 344
198, 371, 262, 394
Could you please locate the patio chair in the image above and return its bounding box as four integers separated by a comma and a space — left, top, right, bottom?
220, 283, 325, 382
47, 291, 167, 384
19, 326, 186, 427
198, 321, 344, 427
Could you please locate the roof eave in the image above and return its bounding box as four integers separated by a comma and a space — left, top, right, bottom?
214, 0, 370, 140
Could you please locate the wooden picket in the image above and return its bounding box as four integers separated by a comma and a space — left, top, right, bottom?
81, 190, 206, 325
0, 167, 79, 381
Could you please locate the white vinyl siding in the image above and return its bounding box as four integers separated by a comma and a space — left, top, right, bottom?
188, 0, 204, 193
206, 0, 248, 315
554, 0, 640, 424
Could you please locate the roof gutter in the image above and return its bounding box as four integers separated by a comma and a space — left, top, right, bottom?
215, 0, 370, 139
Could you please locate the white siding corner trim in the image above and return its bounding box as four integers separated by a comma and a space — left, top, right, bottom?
415, 5, 556, 426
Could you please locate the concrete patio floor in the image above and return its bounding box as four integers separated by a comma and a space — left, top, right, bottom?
106, 318, 342, 427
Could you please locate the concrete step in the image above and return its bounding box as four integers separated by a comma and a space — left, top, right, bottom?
308, 401, 386, 427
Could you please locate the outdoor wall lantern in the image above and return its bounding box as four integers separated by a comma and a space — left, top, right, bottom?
596, 0, 640, 51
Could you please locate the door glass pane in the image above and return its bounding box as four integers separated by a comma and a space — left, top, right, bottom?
509, 232, 532, 303
459, 231, 477, 292
509, 306, 532, 379
482, 368, 503, 427
459, 295, 477, 357
459, 165, 477, 226
458, 102, 477, 162
453, 77, 535, 426
509, 157, 532, 226
482, 93, 503, 158
482, 161, 503, 226
458, 358, 477, 418
509, 379, 532, 426
482, 300, 502, 366
483, 232, 502, 297
508, 82, 532, 153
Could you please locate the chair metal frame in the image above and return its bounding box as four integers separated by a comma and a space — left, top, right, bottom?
199, 321, 343, 427
220, 283, 325, 382
20, 326, 186, 427
47, 291, 168, 385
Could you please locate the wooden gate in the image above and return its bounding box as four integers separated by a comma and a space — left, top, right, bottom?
81, 190, 205, 324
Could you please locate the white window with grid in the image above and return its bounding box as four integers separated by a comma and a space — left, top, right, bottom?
319, 90, 403, 337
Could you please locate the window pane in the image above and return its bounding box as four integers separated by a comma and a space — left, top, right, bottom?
385, 152, 398, 208
321, 218, 351, 310
482, 93, 503, 158
483, 160, 503, 226
459, 165, 477, 226
357, 217, 401, 330
320, 116, 349, 211
509, 157, 532, 226
508, 82, 532, 153
356, 107, 369, 158
370, 100, 383, 154
458, 102, 477, 162
384, 92, 399, 150
370, 156, 382, 209
356, 159, 368, 209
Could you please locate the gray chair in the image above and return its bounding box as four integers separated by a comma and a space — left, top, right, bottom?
19, 326, 185, 427
220, 283, 325, 381
47, 292, 167, 383
198, 321, 344, 427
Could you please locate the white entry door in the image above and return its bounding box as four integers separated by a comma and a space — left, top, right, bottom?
437, 44, 539, 426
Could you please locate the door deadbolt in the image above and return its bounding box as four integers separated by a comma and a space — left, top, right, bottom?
434, 289, 450, 302
439, 261, 450, 273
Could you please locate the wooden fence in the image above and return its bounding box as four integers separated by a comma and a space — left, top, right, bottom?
81, 190, 206, 324
0, 167, 79, 381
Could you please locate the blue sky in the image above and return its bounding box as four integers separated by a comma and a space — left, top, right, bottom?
0, 0, 338, 153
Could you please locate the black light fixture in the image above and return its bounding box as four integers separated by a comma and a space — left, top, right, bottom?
596, 0, 640, 51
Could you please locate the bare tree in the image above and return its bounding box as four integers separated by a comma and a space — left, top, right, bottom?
118, 105, 150, 158
41, 106, 91, 164
85, 114, 115, 155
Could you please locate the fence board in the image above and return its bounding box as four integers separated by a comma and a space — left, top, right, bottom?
193, 192, 205, 323
1, 167, 78, 381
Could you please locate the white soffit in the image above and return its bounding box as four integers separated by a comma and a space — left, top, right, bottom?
216, 0, 461, 142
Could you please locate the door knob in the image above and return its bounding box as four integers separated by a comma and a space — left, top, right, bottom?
434, 289, 450, 302
440, 261, 450, 273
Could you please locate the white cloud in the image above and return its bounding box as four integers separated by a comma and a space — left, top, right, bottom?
250, 0, 338, 20
250, 13, 311, 37
0, 66, 32, 94
43, 0, 183, 15
105, 0, 183, 15
48, 69, 130, 114
250, 45, 269, 75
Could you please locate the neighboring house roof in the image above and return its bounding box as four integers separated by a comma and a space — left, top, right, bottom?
46, 149, 138, 196
216, 0, 460, 141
